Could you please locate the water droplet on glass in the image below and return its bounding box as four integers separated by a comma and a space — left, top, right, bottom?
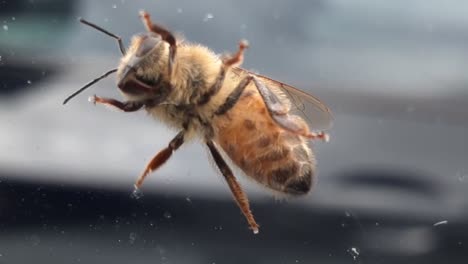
112, 4, 117, 9
27, 80, 32, 85
348, 247, 360, 260
163, 211, 172, 219
129, 232, 137, 244
131, 186, 144, 199
433, 220, 448, 226
185, 197, 192, 203
11, 17, 15, 21
203, 13, 214, 22
456, 171, 466, 182
30, 235, 41, 246
3, 25, 8, 31
240, 24, 247, 32
177, 8, 183, 14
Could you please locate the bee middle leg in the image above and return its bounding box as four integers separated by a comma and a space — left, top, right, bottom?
134, 131, 185, 189
89, 95, 144, 112
206, 140, 259, 234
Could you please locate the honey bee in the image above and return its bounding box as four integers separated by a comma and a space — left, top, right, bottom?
63, 11, 332, 234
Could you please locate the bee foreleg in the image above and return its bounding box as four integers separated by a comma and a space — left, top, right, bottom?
140, 11, 176, 77
89, 95, 144, 112
134, 131, 185, 189
206, 141, 259, 234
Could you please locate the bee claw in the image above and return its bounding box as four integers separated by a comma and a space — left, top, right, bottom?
139, 10, 149, 19
321, 132, 330, 142
306, 131, 330, 142
252, 226, 259, 234
88, 95, 97, 105
239, 39, 249, 49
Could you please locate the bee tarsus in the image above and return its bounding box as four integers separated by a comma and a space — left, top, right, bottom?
206, 140, 259, 234
91, 96, 144, 112
134, 131, 185, 189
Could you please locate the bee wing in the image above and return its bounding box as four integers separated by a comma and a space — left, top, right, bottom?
233, 68, 333, 131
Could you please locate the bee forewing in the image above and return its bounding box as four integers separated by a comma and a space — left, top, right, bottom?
233, 68, 333, 131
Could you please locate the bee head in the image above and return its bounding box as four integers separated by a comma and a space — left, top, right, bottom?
116, 32, 171, 101
62, 14, 175, 105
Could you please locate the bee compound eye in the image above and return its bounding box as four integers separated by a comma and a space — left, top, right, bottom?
136, 34, 162, 57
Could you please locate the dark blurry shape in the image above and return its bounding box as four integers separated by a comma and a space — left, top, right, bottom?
0, 0, 78, 97
0, 0, 76, 15
0, 63, 55, 97
336, 168, 440, 199
1, 177, 467, 263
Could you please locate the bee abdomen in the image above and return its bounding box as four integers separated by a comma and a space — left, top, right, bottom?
240, 132, 315, 195
212, 91, 316, 195
283, 161, 314, 195
266, 142, 315, 195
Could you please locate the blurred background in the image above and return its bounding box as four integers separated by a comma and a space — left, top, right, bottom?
1, 0, 468, 263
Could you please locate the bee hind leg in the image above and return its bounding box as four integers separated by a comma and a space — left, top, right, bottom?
206, 141, 259, 234
134, 131, 185, 189
89, 95, 144, 112
252, 77, 329, 142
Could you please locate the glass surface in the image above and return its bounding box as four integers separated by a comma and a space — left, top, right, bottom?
1, 1, 467, 263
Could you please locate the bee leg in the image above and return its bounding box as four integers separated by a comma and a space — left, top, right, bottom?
134, 131, 185, 189
140, 11, 176, 77
252, 77, 328, 141
194, 41, 248, 105
305, 131, 330, 142
223, 40, 249, 67
89, 95, 144, 112
206, 140, 260, 234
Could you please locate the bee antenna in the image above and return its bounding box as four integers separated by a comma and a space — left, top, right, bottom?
79, 18, 126, 55
63, 68, 118, 105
